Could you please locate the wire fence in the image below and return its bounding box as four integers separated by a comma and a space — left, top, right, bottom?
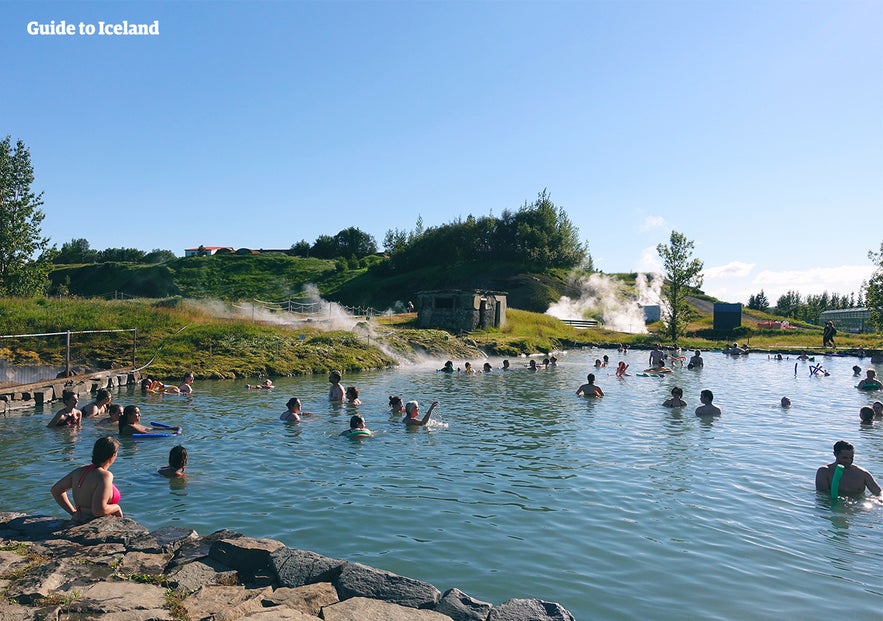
234, 298, 385, 321
0, 329, 137, 388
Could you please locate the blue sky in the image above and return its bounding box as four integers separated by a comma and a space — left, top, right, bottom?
2, 0, 881, 305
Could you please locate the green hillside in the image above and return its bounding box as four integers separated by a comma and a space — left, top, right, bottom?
49, 254, 585, 313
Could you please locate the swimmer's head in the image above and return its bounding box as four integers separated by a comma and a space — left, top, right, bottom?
781, 397, 791, 408
286, 398, 301, 410
349, 415, 365, 429
671, 387, 683, 398
860, 407, 874, 424
329, 370, 342, 383
405, 400, 419, 415
169, 445, 188, 469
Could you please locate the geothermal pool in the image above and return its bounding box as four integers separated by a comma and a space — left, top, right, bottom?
2, 349, 881, 620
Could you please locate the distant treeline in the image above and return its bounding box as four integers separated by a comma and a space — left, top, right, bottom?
54, 239, 176, 265
748, 289, 866, 324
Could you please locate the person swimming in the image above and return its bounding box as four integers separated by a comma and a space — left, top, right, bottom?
340, 414, 372, 437
662, 387, 686, 408
403, 400, 439, 426
158, 445, 188, 478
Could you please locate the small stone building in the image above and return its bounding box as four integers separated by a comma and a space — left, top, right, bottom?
417, 290, 507, 332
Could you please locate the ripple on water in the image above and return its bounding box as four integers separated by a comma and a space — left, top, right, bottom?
1, 351, 881, 620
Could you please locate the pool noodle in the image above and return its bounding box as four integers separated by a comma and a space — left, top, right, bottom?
132, 433, 174, 438
830, 464, 844, 499
150, 421, 174, 429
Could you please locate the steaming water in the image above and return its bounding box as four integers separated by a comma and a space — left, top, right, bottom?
2, 350, 882, 620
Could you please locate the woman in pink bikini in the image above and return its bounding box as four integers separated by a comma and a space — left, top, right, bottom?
50, 436, 123, 522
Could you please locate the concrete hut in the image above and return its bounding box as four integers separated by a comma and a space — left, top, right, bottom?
416, 290, 507, 332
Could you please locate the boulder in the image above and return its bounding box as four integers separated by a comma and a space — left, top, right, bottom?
435, 587, 493, 621
488, 598, 576, 621
333, 562, 440, 609
270, 547, 346, 588
262, 582, 339, 616
321, 596, 452, 621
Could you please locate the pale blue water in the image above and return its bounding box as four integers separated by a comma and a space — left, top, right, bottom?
2, 350, 882, 620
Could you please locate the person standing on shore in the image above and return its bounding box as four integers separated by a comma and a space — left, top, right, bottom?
822, 321, 837, 348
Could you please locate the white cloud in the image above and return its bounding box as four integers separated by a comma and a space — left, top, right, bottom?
702, 264, 875, 304
702, 261, 755, 279
636, 246, 662, 273
639, 216, 666, 232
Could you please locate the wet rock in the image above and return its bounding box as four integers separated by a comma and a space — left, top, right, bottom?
435, 587, 493, 621
150, 525, 198, 554
240, 608, 320, 620
270, 547, 345, 588
209, 536, 285, 582
333, 562, 441, 609
488, 598, 576, 621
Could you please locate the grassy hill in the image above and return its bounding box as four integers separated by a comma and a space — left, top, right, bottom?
49, 254, 586, 313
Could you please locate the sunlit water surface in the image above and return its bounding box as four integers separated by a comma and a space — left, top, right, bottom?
2, 350, 882, 620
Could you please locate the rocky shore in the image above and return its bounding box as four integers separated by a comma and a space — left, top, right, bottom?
0, 512, 575, 621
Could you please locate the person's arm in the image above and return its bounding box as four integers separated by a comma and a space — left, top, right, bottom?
50, 471, 76, 517
47, 410, 65, 427
92, 471, 122, 517
595, 386, 604, 397
418, 401, 439, 425
815, 466, 831, 492
864, 470, 882, 495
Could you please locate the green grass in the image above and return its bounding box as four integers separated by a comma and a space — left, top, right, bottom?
1, 297, 879, 380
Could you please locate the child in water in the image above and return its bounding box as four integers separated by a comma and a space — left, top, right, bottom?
158, 445, 188, 478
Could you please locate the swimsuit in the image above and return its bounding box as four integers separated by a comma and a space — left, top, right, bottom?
74, 465, 120, 520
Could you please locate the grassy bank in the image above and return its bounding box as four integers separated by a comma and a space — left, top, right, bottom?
0, 298, 879, 381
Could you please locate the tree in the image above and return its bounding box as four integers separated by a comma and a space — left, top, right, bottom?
55, 238, 98, 264
290, 240, 311, 257
747, 290, 769, 311
865, 241, 883, 331
0, 136, 54, 296
143, 249, 177, 264
656, 230, 704, 342
333, 227, 377, 258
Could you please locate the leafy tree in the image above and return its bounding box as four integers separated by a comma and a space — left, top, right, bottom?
656, 230, 703, 342
380, 190, 589, 273
143, 249, 177, 264
747, 290, 769, 311
865, 241, 883, 330
310, 235, 337, 259
55, 238, 99, 264
0, 136, 54, 296
97, 247, 146, 263
775, 290, 802, 318
290, 240, 311, 257
333, 227, 377, 258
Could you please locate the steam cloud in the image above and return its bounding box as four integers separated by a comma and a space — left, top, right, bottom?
545, 273, 664, 334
